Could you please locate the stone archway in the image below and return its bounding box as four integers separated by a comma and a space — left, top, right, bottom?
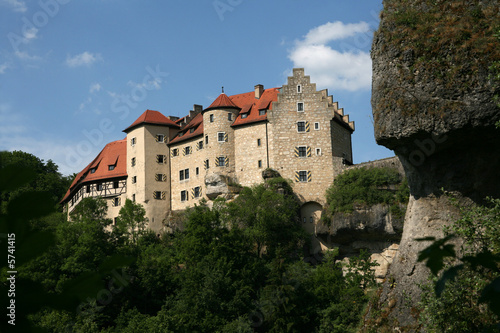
300, 201, 326, 254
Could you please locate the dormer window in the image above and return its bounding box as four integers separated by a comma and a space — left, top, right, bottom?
259, 109, 266, 116
90, 168, 96, 174
241, 114, 248, 119
190, 128, 195, 133
178, 132, 184, 137
108, 165, 115, 171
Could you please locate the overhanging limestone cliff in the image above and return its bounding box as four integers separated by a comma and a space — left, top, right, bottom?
371, 0, 500, 328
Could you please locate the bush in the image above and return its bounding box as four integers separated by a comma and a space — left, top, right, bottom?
325, 167, 408, 215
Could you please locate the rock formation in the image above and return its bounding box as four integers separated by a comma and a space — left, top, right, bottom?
371, 0, 500, 328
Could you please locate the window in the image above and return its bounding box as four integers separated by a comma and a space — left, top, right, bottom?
204, 159, 209, 169
131, 176, 137, 184
297, 85, 302, 93
109, 165, 115, 171
196, 167, 199, 175
193, 186, 201, 198
297, 121, 306, 132
86, 185, 90, 193
181, 190, 188, 202
172, 148, 179, 157
205, 135, 209, 145
297, 102, 304, 112
112, 197, 121, 207
155, 174, 166, 182
316, 148, 322, 156
258, 160, 262, 168
131, 158, 136, 167
156, 155, 166, 164
131, 137, 136, 146
197, 141, 203, 150
184, 146, 192, 155
190, 128, 195, 133
180, 168, 190, 181
218, 132, 226, 142
97, 183, 103, 191
153, 191, 163, 200
90, 168, 96, 174
217, 156, 226, 167
156, 134, 165, 143
132, 194, 135, 202
259, 109, 266, 116
310, 217, 314, 223
241, 113, 248, 119
297, 146, 307, 157
210, 114, 214, 122
228, 113, 232, 121
113, 181, 119, 188
298, 171, 308, 182
303, 217, 306, 223
257, 138, 261, 146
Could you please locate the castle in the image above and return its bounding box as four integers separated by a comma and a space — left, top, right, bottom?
61, 68, 355, 234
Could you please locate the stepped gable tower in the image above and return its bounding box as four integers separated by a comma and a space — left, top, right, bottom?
123, 109, 180, 231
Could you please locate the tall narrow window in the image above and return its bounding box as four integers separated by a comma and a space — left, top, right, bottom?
205, 135, 209, 144
218, 132, 225, 142
181, 190, 188, 202
156, 134, 165, 143
297, 85, 302, 93
210, 114, 214, 122
228, 113, 232, 121
131, 157, 136, 167
257, 138, 261, 146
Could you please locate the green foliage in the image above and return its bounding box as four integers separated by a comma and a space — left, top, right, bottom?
115, 199, 148, 245
326, 167, 408, 215
418, 197, 500, 331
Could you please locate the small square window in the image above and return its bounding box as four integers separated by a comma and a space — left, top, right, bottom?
193, 186, 201, 198
298, 146, 307, 157
218, 132, 226, 142
297, 121, 306, 132
298, 171, 308, 182
190, 128, 195, 133
172, 148, 179, 157
155, 174, 166, 182
259, 109, 266, 116
314, 122, 320, 130
131, 176, 137, 184
210, 114, 214, 122
297, 102, 304, 112
154, 191, 162, 200
184, 146, 192, 155
217, 156, 226, 167
241, 113, 248, 119
109, 165, 115, 171
90, 168, 96, 174
156, 134, 165, 143
157, 155, 165, 163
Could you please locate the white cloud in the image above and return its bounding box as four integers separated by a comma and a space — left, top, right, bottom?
1, 0, 27, 12
23, 27, 38, 41
15, 51, 41, 61
288, 21, 372, 92
0, 62, 10, 74
89, 82, 101, 93
66, 52, 103, 68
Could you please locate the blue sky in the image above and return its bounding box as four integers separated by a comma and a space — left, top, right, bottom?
0, 0, 392, 176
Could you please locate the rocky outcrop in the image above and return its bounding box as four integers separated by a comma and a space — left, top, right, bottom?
204, 173, 241, 200
371, 0, 500, 328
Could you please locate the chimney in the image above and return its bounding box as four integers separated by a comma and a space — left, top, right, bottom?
255, 84, 264, 99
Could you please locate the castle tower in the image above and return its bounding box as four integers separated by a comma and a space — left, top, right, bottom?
201, 92, 241, 179
123, 110, 180, 231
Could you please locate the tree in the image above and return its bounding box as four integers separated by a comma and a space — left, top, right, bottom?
115, 199, 148, 245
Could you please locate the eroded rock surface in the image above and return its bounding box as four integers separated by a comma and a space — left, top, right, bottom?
371, 0, 500, 328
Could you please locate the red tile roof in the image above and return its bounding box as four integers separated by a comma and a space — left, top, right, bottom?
123, 109, 180, 133
61, 139, 127, 203
169, 113, 204, 145
230, 88, 280, 127
204, 93, 241, 112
